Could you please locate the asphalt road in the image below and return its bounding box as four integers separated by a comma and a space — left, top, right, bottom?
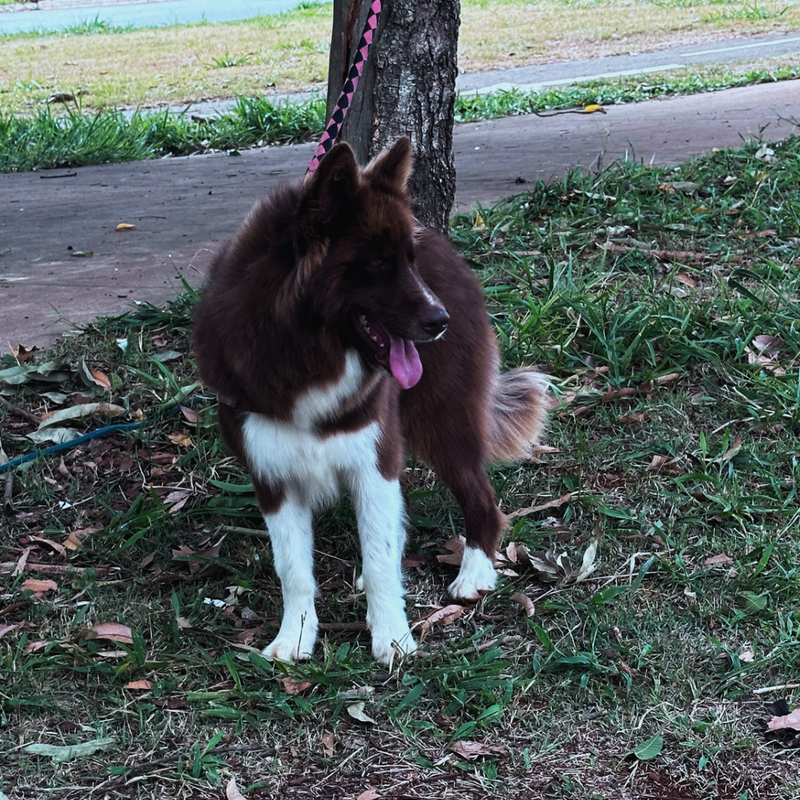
1, 79, 798, 348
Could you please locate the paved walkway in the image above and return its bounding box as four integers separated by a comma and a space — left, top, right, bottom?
1, 79, 798, 348
0, 0, 305, 33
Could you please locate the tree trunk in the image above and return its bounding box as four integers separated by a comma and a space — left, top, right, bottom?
325, 0, 460, 233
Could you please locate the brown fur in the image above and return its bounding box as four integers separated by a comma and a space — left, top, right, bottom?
193, 138, 547, 565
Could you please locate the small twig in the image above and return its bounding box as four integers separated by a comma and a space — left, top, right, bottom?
754, 682, 800, 695
39, 172, 78, 179
318, 621, 368, 632
0, 395, 40, 425
0, 561, 115, 576
0, 602, 28, 617
221, 524, 268, 538
93, 744, 271, 792
4, 473, 13, 514
532, 108, 605, 117
452, 636, 523, 657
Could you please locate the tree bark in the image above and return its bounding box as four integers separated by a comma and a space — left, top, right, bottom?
325, 0, 460, 233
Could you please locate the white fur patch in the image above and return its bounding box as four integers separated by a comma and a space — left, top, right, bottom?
261, 496, 317, 662
449, 546, 497, 601
243, 349, 415, 664
348, 467, 416, 664
242, 351, 374, 509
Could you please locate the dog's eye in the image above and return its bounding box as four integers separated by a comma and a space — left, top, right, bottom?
364, 259, 384, 275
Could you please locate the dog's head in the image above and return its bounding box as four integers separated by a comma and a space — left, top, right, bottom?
294, 138, 448, 390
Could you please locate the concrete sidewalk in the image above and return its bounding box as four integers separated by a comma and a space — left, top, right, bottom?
1, 79, 798, 348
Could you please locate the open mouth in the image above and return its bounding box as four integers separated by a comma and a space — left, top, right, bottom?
353, 311, 423, 390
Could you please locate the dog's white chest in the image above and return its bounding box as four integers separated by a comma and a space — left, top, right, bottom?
241, 351, 378, 505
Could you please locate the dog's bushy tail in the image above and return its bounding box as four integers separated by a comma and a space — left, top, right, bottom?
487, 367, 549, 463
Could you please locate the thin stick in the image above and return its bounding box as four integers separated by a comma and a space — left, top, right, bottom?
0, 395, 40, 425
753, 682, 800, 695
221, 524, 268, 538
318, 621, 368, 632
0, 602, 27, 617
92, 744, 271, 792
0, 561, 114, 576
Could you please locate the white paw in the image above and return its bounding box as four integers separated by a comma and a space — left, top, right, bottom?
261, 614, 318, 662
371, 624, 417, 666
448, 546, 497, 601
355, 574, 365, 592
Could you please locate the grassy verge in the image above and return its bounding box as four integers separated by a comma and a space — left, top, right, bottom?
0, 0, 798, 114
3, 60, 800, 173
2, 134, 799, 799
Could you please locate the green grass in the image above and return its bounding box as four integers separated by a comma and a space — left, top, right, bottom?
2, 135, 800, 798
703, 1, 790, 19
2, 62, 800, 173
58, 15, 137, 36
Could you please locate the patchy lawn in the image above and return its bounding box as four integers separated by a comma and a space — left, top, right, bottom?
2, 135, 800, 799
0, 0, 799, 113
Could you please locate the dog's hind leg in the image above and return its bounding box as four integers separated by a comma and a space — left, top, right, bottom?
433, 454, 502, 602
261, 493, 319, 662
349, 467, 417, 665
403, 410, 502, 601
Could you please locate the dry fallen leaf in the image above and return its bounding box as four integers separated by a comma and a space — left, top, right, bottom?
767, 708, 800, 732
89, 368, 111, 389
171, 541, 223, 574
527, 547, 573, 584
38, 403, 126, 429
88, 623, 134, 644
739, 649, 755, 663
420, 604, 465, 633
705, 553, 734, 567
21, 578, 58, 597
115, 223, 137, 231
321, 730, 335, 757
63, 526, 100, 551
180, 406, 199, 424
574, 527, 602, 583
436, 536, 465, 565
507, 493, 572, 519
123, 680, 153, 690
24, 535, 66, 556
0, 623, 20, 639
347, 702, 377, 725
510, 592, 535, 617
357, 789, 381, 800
226, 778, 247, 800
449, 740, 509, 760
713, 435, 742, 464
279, 677, 313, 696
647, 455, 678, 473
168, 432, 193, 448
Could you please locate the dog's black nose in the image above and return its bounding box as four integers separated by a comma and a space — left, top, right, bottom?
419, 306, 450, 338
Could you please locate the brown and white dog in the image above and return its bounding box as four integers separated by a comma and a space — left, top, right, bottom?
193, 138, 547, 665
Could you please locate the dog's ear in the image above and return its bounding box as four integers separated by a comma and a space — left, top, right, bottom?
295, 143, 359, 291
365, 137, 413, 193
301, 142, 359, 226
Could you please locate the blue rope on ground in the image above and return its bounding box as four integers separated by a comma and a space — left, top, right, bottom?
0, 421, 150, 475
0, 396, 214, 475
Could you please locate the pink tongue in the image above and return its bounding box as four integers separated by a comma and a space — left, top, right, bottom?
387, 333, 423, 389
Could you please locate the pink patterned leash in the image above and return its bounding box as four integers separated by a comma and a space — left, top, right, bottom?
307, 0, 382, 173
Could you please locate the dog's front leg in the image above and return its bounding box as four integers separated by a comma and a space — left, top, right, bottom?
350, 469, 417, 665
261, 493, 319, 662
